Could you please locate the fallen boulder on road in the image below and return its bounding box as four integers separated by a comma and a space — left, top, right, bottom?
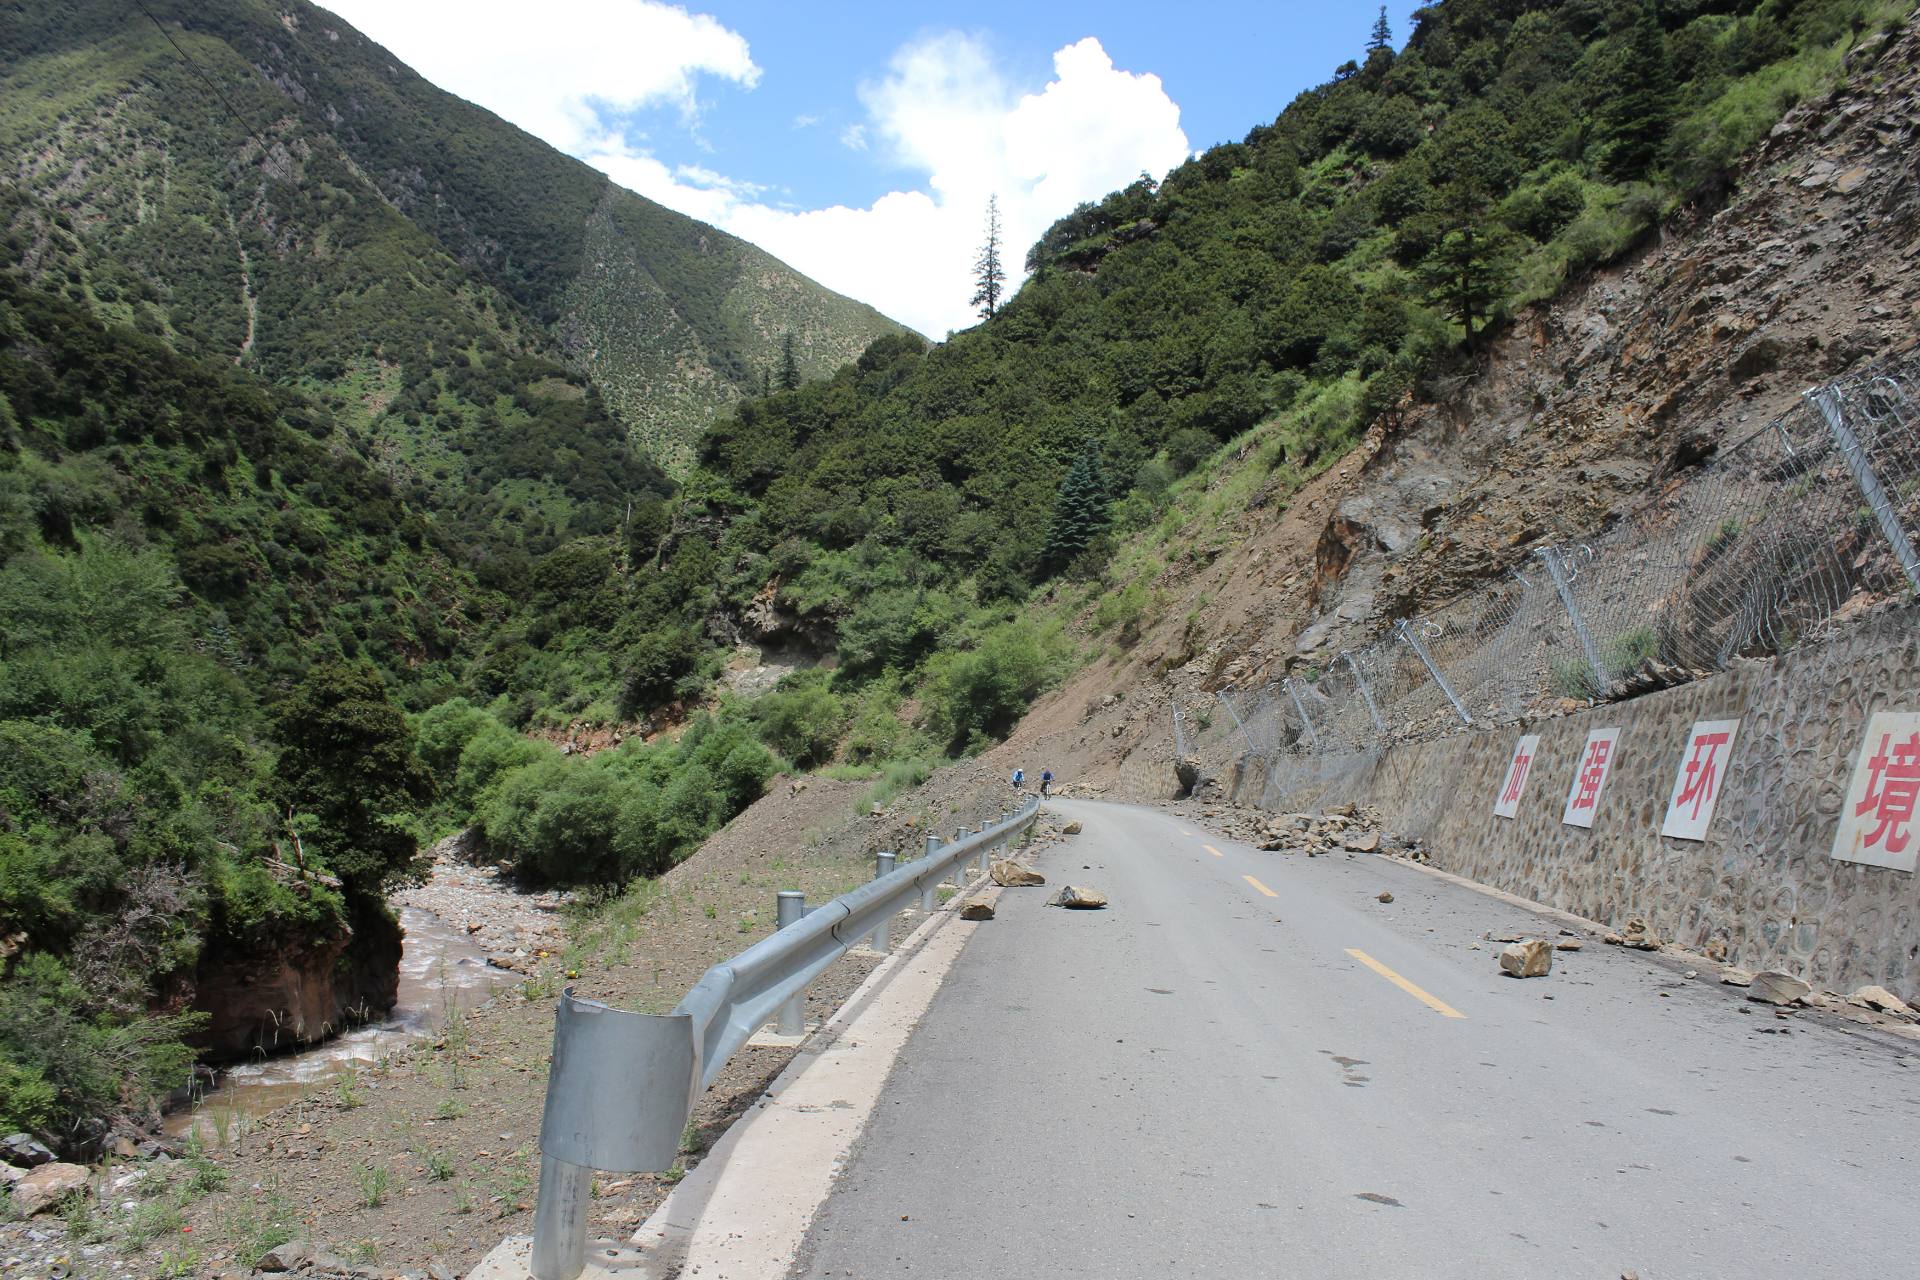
1053, 885, 1108, 910
1375, 890, 1394, 904
1061, 820, 1084, 836
959, 899, 996, 921
1746, 970, 1812, 1006
1499, 939, 1554, 978
990, 860, 1045, 887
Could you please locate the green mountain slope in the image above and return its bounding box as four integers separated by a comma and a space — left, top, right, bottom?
0, 0, 904, 472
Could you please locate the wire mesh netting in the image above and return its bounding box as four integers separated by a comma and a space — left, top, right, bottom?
1189, 354, 1920, 773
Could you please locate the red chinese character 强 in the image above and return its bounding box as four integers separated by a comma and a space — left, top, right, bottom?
1855, 731, 1920, 854
1674, 731, 1730, 819
1572, 739, 1612, 811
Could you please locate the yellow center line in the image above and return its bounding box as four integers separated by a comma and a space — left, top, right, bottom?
1242, 873, 1277, 897
1178, 828, 1195, 837
1203, 843, 1224, 858
1346, 949, 1466, 1019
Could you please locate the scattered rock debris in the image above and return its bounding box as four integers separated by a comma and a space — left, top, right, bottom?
1603, 918, 1661, 951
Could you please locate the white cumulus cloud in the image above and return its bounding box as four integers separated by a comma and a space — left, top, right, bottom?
601, 33, 1189, 335
317, 0, 759, 151
315, 4, 1188, 336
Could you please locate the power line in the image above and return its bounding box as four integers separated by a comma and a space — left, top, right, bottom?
129, 0, 279, 161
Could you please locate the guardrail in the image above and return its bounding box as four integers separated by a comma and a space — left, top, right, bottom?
526, 797, 1043, 1279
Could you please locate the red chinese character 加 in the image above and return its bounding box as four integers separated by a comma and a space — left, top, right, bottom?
1675, 731, 1730, 820
1854, 731, 1920, 855
1501, 749, 1532, 804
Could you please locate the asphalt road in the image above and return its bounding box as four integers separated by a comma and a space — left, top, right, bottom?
790, 799, 1919, 1280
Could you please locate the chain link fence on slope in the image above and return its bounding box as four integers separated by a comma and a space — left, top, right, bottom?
1181, 352, 1920, 779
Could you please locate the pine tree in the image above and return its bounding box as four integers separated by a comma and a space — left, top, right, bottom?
1039, 446, 1110, 572
1367, 6, 1393, 52
970, 195, 1006, 321
1419, 183, 1514, 346
1601, 1, 1674, 181
777, 331, 800, 390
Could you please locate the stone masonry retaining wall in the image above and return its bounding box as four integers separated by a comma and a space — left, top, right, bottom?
1218, 607, 1920, 1000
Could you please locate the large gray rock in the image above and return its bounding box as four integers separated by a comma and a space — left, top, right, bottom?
9, 1160, 88, 1215
958, 899, 996, 921
1747, 971, 1812, 1006
1053, 885, 1108, 910
1499, 939, 1554, 978
255, 1240, 312, 1272
1846, 985, 1914, 1017
990, 860, 1045, 888
1, 1133, 53, 1167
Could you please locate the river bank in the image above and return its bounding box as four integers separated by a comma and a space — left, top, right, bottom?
0, 767, 1018, 1278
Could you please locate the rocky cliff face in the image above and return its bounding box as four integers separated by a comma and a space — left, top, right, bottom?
976, 17, 1920, 799
189, 898, 401, 1062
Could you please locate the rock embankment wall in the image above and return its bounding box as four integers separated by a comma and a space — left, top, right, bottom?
1223, 606, 1919, 999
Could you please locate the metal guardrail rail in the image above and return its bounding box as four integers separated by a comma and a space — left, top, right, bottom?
527, 798, 1043, 1279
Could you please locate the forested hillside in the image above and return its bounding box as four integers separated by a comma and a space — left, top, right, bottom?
0, 0, 902, 473
1, 0, 1903, 1153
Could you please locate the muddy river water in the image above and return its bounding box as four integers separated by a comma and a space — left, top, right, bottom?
164, 906, 516, 1141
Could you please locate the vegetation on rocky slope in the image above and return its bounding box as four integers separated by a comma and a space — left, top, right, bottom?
1, 0, 1906, 1150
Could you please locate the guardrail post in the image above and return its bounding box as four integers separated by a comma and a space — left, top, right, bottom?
775, 891, 807, 1035
976, 826, 992, 877
1537, 545, 1609, 695
531, 1155, 593, 1280
869, 852, 896, 951
1342, 650, 1387, 737
1808, 383, 1920, 594
920, 834, 941, 911
1395, 619, 1472, 726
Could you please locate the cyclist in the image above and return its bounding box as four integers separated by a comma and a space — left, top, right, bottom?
1040, 768, 1053, 797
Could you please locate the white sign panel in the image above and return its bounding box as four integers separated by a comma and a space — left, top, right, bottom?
1493, 734, 1541, 819
1561, 727, 1622, 829
1660, 718, 1740, 841
1832, 711, 1920, 873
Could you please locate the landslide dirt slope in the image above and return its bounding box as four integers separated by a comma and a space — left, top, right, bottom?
979, 17, 1920, 802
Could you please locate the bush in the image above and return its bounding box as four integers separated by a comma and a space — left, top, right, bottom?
924, 619, 1070, 754
749, 673, 847, 769
1163, 428, 1217, 478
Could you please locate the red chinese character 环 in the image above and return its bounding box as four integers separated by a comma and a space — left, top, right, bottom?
1675, 731, 1730, 820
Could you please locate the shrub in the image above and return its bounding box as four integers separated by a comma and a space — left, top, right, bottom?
749, 673, 847, 768
924, 619, 1070, 754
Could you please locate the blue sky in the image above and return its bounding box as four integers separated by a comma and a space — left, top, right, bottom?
320, 1, 1418, 335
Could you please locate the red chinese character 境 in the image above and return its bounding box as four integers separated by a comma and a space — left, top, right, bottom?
1572, 739, 1612, 811
1675, 731, 1730, 820
1855, 731, 1920, 854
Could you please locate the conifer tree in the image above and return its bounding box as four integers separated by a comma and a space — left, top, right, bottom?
1419, 183, 1514, 346
777, 331, 800, 390
1040, 446, 1110, 573
1367, 6, 1393, 52
1601, 1, 1674, 181
970, 195, 1006, 321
